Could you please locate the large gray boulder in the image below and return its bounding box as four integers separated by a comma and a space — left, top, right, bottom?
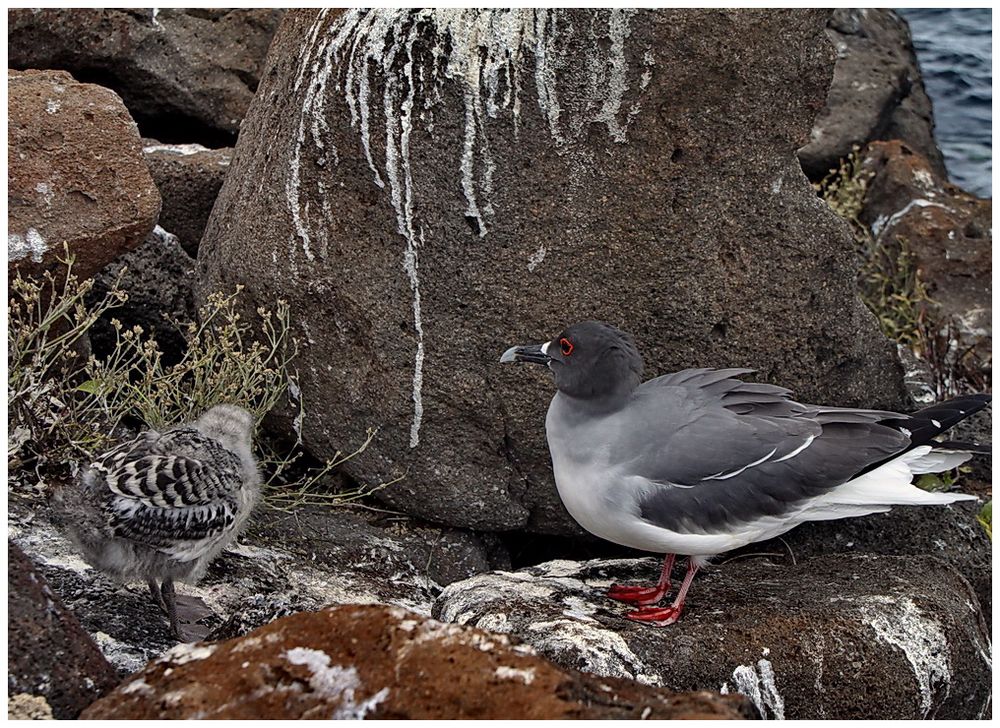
433, 556, 992, 719
769, 499, 991, 629
198, 9, 907, 533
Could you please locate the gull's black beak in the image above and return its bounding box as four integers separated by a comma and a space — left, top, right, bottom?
500, 342, 551, 366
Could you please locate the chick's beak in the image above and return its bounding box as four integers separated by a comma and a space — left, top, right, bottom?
499, 342, 551, 365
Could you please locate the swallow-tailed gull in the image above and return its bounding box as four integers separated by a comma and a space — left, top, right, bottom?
501, 321, 989, 625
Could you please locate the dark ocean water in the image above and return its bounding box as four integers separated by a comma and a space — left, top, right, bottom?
899, 8, 992, 197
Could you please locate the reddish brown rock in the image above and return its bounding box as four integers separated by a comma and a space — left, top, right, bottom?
142, 141, 233, 256
81, 604, 755, 719
8, 69, 160, 281
858, 140, 991, 373
8, 9, 282, 143
8, 541, 120, 719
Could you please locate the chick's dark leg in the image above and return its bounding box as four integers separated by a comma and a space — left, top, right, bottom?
607, 553, 675, 606
160, 578, 183, 640
148, 579, 167, 611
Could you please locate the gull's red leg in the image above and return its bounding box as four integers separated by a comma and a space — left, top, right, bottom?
626, 557, 699, 625
606, 553, 675, 606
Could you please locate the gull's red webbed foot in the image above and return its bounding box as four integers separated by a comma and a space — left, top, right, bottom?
626, 604, 684, 625
606, 584, 666, 605
620, 555, 699, 627
606, 554, 675, 605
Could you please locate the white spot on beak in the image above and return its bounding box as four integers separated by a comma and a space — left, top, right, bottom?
541, 341, 551, 356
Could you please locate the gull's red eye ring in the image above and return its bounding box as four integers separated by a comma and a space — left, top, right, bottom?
559, 337, 574, 356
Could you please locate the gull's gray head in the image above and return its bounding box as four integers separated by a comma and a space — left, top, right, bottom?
501, 320, 644, 401
194, 404, 255, 450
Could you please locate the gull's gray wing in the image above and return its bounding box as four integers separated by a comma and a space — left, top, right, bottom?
87, 427, 242, 552
623, 369, 910, 533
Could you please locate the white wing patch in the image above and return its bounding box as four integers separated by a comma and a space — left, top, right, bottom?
772, 435, 815, 463
704, 448, 777, 481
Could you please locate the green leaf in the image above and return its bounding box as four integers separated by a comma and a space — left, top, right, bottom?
916, 473, 951, 493
976, 500, 992, 541
75, 379, 101, 394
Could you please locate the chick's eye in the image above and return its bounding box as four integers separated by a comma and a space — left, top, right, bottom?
559, 337, 574, 356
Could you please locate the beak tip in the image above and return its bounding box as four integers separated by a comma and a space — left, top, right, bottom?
499, 346, 519, 364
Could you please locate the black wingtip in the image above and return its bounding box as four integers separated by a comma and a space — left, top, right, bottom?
884, 393, 992, 448
932, 441, 992, 456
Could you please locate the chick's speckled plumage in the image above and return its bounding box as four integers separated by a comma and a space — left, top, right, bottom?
56, 404, 261, 587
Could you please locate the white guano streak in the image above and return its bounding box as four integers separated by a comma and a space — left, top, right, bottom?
287, 10, 645, 447
730, 658, 785, 720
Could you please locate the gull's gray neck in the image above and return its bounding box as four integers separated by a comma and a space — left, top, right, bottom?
552, 385, 635, 420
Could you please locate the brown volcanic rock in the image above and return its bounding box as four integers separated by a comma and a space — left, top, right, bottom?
8, 8, 282, 143
8, 541, 119, 719
799, 9, 946, 180
8, 69, 160, 281
198, 10, 906, 532
433, 555, 992, 719
81, 604, 755, 719
857, 140, 991, 365
142, 141, 233, 256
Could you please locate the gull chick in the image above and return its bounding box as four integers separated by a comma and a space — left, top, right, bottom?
54, 404, 261, 639
502, 321, 990, 625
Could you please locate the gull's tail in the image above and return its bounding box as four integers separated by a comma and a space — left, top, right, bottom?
803, 395, 990, 520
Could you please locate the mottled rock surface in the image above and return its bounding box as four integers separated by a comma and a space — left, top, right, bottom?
247, 502, 510, 591
8, 69, 160, 281
81, 604, 755, 719
142, 141, 233, 256
851, 140, 992, 491
433, 556, 991, 719
8, 693, 56, 720
771, 500, 991, 629
87, 226, 197, 364
8, 541, 119, 718
800, 9, 946, 180
199, 9, 907, 534
8, 8, 282, 144
9, 496, 500, 675
858, 140, 991, 368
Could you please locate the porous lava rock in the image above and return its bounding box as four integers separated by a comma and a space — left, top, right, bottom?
8, 69, 160, 281
8, 541, 119, 719
81, 604, 755, 719
433, 555, 991, 719
799, 9, 946, 180
198, 9, 907, 533
142, 141, 233, 256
